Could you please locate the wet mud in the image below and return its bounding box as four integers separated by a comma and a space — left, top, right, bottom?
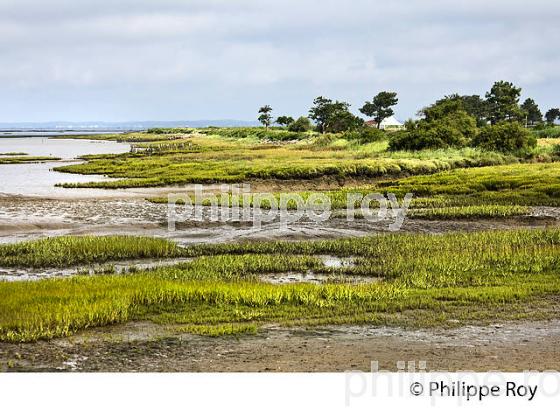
2, 320, 559, 372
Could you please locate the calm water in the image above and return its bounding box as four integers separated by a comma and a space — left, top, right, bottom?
0, 137, 131, 198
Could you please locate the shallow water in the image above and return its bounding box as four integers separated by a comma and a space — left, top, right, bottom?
260, 272, 380, 284
0, 137, 131, 198
0, 137, 129, 159
0, 255, 361, 282
0, 257, 193, 282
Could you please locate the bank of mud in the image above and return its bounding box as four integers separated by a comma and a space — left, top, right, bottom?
2, 320, 560, 372
1, 197, 558, 246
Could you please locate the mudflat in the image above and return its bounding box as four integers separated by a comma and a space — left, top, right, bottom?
3, 320, 560, 372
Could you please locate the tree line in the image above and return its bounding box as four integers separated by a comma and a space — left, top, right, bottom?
257, 81, 559, 153
258, 91, 399, 133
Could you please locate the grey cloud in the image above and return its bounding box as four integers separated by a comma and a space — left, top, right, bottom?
0, 0, 559, 122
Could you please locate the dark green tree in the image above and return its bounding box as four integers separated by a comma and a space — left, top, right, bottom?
545, 108, 560, 125
276, 116, 294, 127
258, 105, 273, 130
288, 116, 312, 132
308, 97, 335, 133
460, 95, 488, 126
426, 94, 488, 126
420, 99, 466, 121
520, 98, 543, 126
308, 97, 360, 133
359, 91, 398, 128
329, 110, 364, 133
485, 81, 523, 124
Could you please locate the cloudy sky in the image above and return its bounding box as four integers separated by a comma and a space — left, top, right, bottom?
1, 0, 559, 123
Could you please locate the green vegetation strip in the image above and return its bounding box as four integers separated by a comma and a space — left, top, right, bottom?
0, 236, 181, 268
0, 156, 60, 164
407, 205, 529, 219
305, 162, 560, 209
147, 161, 557, 218
303, 161, 559, 209
374, 162, 560, 207
1, 229, 560, 341
52, 132, 520, 188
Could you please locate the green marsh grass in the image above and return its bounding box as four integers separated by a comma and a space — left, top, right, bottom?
176, 324, 258, 337
0, 156, 60, 164
407, 205, 530, 219
1, 229, 560, 341
373, 162, 560, 207
52, 132, 518, 188
190, 161, 558, 216
0, 236, 181, 268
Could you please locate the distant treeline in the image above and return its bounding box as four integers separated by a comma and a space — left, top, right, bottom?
256, 81, 559, 153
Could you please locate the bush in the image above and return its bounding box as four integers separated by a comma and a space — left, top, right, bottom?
472, 122, 536, 153
389, 111, 477, 151
288, 116, 313, 132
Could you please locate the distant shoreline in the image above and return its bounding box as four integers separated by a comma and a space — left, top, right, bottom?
0, 130, 128, 137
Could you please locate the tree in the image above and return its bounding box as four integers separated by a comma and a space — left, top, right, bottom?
359, 91, 398, 128
424, 94, 488, 126
308, 97, 335, 133
329, 110, 364, 133
276, 116, 294, 127
258, 105, 273, 130
420, 98, 466, 121
288, 116, 312, 132
485, 81, 523, 124
308, 97, 360, 133
545, 108, 560, 125
520, 98, 542, 126
459, 95, 488, 126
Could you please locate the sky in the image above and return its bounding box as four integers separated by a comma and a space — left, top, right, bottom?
0, 0, 559, 123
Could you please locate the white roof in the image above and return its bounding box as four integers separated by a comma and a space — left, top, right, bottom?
380, 116, 403, 126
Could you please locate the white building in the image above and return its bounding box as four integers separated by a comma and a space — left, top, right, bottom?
379, 115, 405, 131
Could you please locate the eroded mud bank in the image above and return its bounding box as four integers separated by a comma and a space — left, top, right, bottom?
2, 320, 559, 372
1, 197, 558, 247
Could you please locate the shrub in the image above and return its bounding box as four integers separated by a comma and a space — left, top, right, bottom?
389, 111, 477, 151
472, 122, 536, 153
288, 116, 313, 132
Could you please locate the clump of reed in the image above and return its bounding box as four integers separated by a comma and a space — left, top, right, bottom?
0, 236, 181, 268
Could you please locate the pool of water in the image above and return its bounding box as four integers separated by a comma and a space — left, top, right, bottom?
0, 137, 131, 198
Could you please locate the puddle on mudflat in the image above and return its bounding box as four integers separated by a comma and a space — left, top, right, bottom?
0, 257, 193, 282
320, 255, 355, 268
260, 272, 380, 284
260, 255, 375, 284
